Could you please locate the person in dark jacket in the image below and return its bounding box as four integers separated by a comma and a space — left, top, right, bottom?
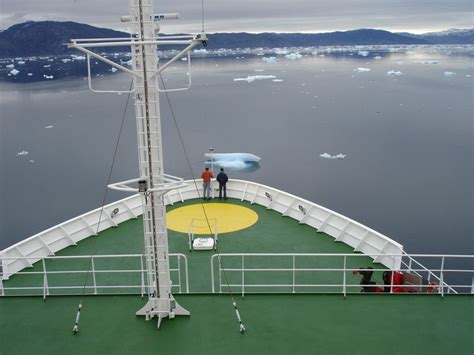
216, 168, 229, 200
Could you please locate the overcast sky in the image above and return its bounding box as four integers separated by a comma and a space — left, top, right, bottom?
0, 0, 472, 33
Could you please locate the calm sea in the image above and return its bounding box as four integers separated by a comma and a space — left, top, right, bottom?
1, 47, 472, 257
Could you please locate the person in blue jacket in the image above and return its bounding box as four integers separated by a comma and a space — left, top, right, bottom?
216, 168, 229, 200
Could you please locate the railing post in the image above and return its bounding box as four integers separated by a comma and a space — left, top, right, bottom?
292, 255, 296, 294
343, 256, 347, 298
242, 255, 245, 298
210, 255, 215, 293
183, 254, 189, 293
177, 255, 182, 293
219, 255, 222, 294
42, 259, 49, 299
140, 255, 145, 297
408, 257, 412, 273
91, 257, 97, 295
0, 253, 4, 296
440, 256, 445, 298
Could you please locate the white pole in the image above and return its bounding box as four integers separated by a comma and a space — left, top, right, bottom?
209, 147, 214, 198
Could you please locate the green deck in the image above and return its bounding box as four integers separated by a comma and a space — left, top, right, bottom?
4, 198, 383, 295
1, 199, 473, 354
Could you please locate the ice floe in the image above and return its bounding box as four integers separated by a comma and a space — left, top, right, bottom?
466, 74, 472, 78
272, 79, 284, 82
374, 56, 382, 60
285, 52, 303, 60
44, 125, 54, 129
413, 61, 437, 65
6, 64, 14, 69
234, 75, 276, 83
193, 48, 208, 54
17, 60, 26, 65
61, 58, 71, 63
357, 51, 369, 57
27, 73, 33, 76
254, 69, 264, 72
110, 67, 118, 73
275, 49, 289, 55
354, 67, 371, 73
387, 70, 403, 76
43, 75, 54, 79
204, 153, 261, 172
16, 150, 29, 156
444, 71, 456, 76
262, 56, 278, 64
10, 69, 20, 76
319, 153, 346, 160
43, 65, 51, 68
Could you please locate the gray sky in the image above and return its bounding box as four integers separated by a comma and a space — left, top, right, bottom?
0, 0, 472, 33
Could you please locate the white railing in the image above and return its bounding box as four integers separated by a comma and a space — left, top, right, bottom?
210, 253, 474, 296
0, 253, 189, 298
2, 179, 405, 279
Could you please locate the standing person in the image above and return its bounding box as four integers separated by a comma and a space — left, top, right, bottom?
201, 167, 213, 200
216, 168, 229, 200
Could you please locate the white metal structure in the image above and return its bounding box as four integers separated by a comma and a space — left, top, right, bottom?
188, 218, 218, 251
67, 0, 207, 328
0, 254, 189, 298
210, 253, 474, 295
1, 179, 407, 281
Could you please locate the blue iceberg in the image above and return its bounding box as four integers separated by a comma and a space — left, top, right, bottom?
204, 153, 261, 172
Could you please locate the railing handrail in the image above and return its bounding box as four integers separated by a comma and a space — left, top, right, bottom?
0, 253, 189, 297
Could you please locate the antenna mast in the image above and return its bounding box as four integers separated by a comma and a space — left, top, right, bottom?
69, 0, 207, 329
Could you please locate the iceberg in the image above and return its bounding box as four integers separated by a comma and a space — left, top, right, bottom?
27, 73, 33, 76
319, 153, 346, 160
110, 67, 118, 73
17, 60, 26, 65
44, 125, 54, 129
10, 69, 20, 76
16, 150, 29, 156
354, 67, 370, 73
193, 48, 208, 54
285, 52, 303, 60
234, 75, 276, 83
204, 153, 261, 172
6, 64, 14, 69
262, 57, 278, 64
357, 51, 369, 57
444, 71, 456, 76
387, 70, 403, 76
272, 79, 284, 82
43, 75, 54, 79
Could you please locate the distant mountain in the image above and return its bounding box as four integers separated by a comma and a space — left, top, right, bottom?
0, 21, 128, 58
399, 28, 474, 44
1, 21, 473, 58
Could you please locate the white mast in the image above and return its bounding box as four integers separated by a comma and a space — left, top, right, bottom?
69, 0, 207, 329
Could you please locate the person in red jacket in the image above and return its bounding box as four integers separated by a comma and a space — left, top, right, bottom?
201, 167, 213, 200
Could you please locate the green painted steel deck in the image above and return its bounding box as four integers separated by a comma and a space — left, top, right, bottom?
4, 199, 383, 295
2, 199, 473, 354
0, 295, 472, 354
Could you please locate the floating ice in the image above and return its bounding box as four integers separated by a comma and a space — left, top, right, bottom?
387, 70, 403, 76
354, 67, 371, 73
234, 75, 276, 83
444, 71, 456, 76
27, 73, 33, 76
16, 150, 29, 156
285, 52, 303, 60
29, 160, 35, 163
413, 61, 437, 65
180, 57, 188, 61
262, 56, 278, 64
357, 51, 369, 57
466, 74, 472, 78
374, 56, 382, 60
43, 74, 54, 79
193, 48, 208, 54
72, 55, 86, 61
272, 79, 284, 82
44, 125, 54, 129
61, 58, 71, 63
17, 60, 26, 65
254, 69, 264, 72
43, 65, 51, 68
10, 69, 20, 76
110, 67, 118, 73
6, 64, 14, 69
275, 49, 289, 55
204, 153, 261, 172
320, 153, 346, 160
